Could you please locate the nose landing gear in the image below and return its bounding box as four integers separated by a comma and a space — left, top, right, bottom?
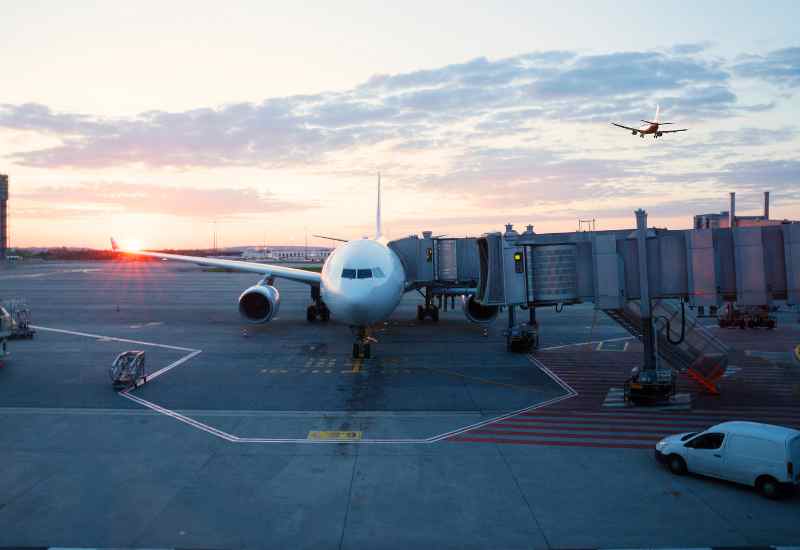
352, 326, 375, 359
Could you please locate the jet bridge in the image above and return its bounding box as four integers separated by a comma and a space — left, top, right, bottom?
389, 231, 482, 321
475, 211, 800, 394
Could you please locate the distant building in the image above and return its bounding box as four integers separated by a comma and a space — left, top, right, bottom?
0, 174, 7, 259
241, 245, 332, 262
694, 191, 795, 229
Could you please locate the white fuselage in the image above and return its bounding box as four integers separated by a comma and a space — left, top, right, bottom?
320, 238, 406, 326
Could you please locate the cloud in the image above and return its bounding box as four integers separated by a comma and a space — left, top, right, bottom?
733, 47, 800, 87
714, 159, 800, 197
1, 46, 765, 169
16, 182, 310, 218
531, 51, 728, 98
670, 42, 714, 55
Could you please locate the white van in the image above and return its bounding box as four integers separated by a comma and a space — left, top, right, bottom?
655, 421, 800, 498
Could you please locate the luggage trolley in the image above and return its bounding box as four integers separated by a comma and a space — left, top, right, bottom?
110, 351, 147, 390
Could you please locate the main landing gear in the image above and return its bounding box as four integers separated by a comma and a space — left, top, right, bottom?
352, 326, 375, 359
416, 304, 439, 322
416, 287, 439, 322
306, 285, 330, 322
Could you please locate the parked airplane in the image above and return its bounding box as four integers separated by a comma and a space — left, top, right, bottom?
612, 105, 688, 139
111, 178, 496, 358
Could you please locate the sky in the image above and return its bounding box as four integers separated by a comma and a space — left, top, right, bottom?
1, 0, 799, 248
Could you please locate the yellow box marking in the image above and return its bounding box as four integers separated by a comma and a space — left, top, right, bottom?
308, 430, 363, 441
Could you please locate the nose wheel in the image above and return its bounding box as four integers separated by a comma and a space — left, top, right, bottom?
352, 326, 375, 359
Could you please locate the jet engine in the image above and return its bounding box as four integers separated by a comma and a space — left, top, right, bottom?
655, 132, 663, 137
238, 285, 280, 323
462, 295, 499, 324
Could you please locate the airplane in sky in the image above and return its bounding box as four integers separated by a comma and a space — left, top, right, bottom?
611, 105, 688, 139
111, 178, 496, 358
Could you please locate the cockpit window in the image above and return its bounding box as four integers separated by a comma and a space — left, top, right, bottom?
342, 269, 356, 279
357, 269, 373, 279
373, 267, 385, 278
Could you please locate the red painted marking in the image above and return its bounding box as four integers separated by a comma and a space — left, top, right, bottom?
449, 436, 652, 449
502, 417, 712, 429
520, 410, 800, 423
472, 429, 663, 441
494, 423, 697, 435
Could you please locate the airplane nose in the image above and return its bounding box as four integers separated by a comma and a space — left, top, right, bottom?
346, 295, 372, 325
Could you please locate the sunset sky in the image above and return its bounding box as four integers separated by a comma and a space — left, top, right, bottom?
1, 1, 798, 249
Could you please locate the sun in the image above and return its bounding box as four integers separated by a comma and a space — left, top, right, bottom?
123, 239, 143, 252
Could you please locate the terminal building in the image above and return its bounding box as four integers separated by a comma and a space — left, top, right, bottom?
240, 245, 332, 262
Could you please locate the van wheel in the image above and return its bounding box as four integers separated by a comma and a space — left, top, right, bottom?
668, 455, 687, 475
756, 475, 781, 499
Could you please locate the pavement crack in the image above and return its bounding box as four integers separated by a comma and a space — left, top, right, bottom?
496, 444, 552, 549
337, 449, 360, 550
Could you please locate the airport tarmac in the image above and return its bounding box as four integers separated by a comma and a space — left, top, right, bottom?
1, 260, 799, 549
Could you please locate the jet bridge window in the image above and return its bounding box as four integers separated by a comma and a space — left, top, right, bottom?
357, 269, 373, 279
342, 269, 356, 279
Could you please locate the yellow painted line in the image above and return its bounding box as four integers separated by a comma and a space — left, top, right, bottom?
308, 430, 363, 441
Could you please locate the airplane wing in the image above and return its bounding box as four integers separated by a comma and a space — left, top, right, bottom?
659, 128, 688, 133
611, 123, 639, 132
111, 238, 321, 285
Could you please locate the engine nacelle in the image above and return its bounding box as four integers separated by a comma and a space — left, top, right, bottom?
462, 295, 499, 324
655, 131, 663, 137
238, 285, 280, 323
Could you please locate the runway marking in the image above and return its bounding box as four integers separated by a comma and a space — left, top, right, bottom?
0, 268, 101, 280
31, 325, 197, 352
541, 335, 634, 351
32, 325, 582, 445
308, 430, 362, 441
147, 350, 203, 382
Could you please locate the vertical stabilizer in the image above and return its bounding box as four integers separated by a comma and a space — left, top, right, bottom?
655, 104, 660, 124
376, 173, 382, 239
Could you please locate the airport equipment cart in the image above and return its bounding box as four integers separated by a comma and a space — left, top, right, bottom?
624, 367, 676, 405
717, 304, 776, 329
110, 351, 147, 390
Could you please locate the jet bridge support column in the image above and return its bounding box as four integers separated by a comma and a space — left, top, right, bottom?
635, 209, 656, 371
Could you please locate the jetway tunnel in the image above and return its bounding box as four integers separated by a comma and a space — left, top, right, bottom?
472, 211, 800, 397
387, 210, 799, 397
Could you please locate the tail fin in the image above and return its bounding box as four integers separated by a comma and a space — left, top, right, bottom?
375, 173, 382, 239
655, 104, 660, 124
110, 237, 119, 251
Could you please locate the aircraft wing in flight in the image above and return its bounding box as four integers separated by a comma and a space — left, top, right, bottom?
110, 238, 322, 285
659, 128, 689, 133
611, 122, 638, 132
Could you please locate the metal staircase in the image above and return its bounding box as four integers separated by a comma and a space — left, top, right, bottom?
604, 300, 730, 394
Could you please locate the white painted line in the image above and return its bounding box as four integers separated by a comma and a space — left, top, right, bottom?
119, 390, 238, 442
540, 335, 634, 351
37, 323, 581, 445
0, 268, 101, 280
32, 325, 198, 352
428, 355, 579, 442
147, 349, 203, 382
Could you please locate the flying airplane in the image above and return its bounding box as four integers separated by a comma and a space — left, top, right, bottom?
111, 178, 497, 358
611, 105, 688, 139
